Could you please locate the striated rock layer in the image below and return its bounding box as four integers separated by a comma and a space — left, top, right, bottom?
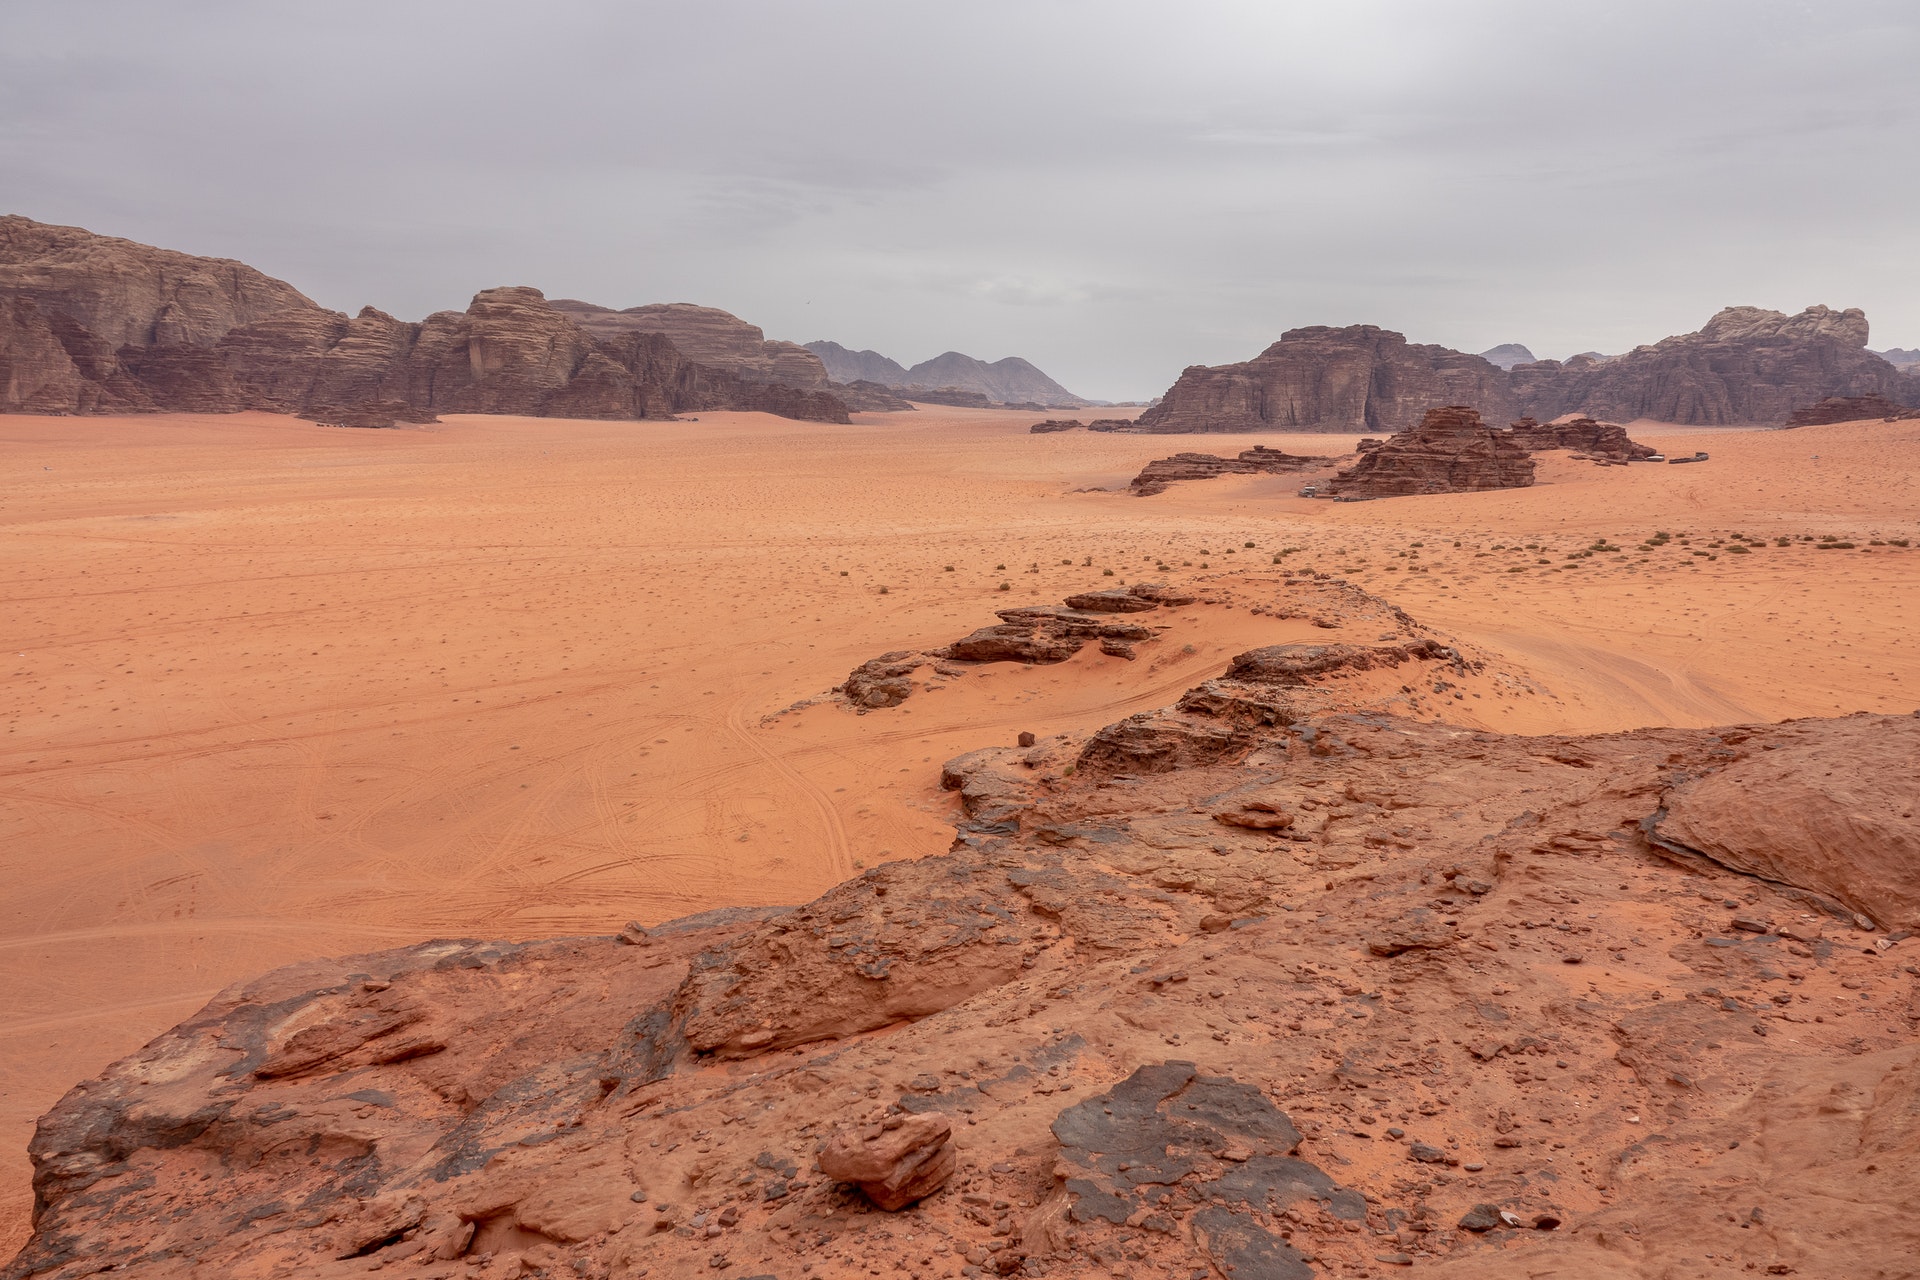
0, 218, 848, 424
551, 301, 831, 389
1502, 416, 1657, 462
1784, 394, 1920, 427
1130, 445, 1335, 495
1328, 406, 1535, 498
8, 574, 1918, 1280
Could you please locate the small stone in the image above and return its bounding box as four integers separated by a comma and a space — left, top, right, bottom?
1731, 915, 1771, 934
1374, 1253, 1414, 1266
1462, 1162, 1485, 1172
1408, 1141, 1451, 1164
908, 1074, 942, 1093
1561, 952, 1583, 964
1017, 732, 1036, 748
617, 921, 653, 946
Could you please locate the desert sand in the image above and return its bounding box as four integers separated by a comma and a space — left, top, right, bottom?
2, 405, 1917, 1255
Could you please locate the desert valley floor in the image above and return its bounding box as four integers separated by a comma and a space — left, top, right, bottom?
2, 406, 1918, 1265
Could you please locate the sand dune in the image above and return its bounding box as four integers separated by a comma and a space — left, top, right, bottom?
2, 406, 1916, 1250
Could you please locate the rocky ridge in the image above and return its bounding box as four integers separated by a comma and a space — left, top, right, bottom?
550, 301, 830, 389
806, 341, 1089, 408
1784, 395, 1920, 427
9, 572, 1918, 1280
0, 218, 848, 424
1136, 307, 1920, 433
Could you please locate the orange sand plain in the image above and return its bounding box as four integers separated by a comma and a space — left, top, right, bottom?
3, 405, 1917, 1251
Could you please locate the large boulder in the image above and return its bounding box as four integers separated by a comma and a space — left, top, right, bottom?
1327, 406, 1535, 498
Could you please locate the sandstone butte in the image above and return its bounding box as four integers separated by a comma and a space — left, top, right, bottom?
0, 217, 849, 426
6, 564, 1917, 1280
1135, 306, 1920, 433
1327, 406, 1536, 499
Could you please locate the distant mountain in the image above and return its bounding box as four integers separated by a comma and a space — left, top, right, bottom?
1877, 347, 1920, 370
805, 341, 1089, 407
805, 340, 910, 386
1477, 343, 1536, 370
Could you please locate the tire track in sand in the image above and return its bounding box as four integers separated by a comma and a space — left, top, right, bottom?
723, 695, 852, 882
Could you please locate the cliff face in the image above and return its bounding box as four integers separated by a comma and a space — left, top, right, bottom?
0, 218, 849, 424
215, 289, 852, 426
0, 214, 320, 351
1135, 326, 1518, 434
554, 301, 831, 389
1514, 305, 1920, 425
1140, 308, 1920, 432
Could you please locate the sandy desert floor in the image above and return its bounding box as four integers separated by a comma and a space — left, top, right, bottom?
2, 405, 1917, 1253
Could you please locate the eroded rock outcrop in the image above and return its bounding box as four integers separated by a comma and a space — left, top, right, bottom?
1, 217, 850, 424
1784, 394, 1920, 426
1514, 305, 1920, 425
1503, 415, 1657, 461
1327, 406, 1535, 498
553, 301, 830, 389
14, 640, 1919, 1280
1134, 326, 1519, 434
1129, 445, 1335, 495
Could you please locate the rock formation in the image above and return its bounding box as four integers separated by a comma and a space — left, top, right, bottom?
1502, 416, 1657, 461
1028, 418, 1084, 433
0, 214, 320, 351
1476, 343, 1535, 370
1130, 445, 1335, 495
1513, 306, 1920, 425
1327, 406, 1535, 498
1135, 326, 1519, 434
0, 217, 849, 424
1135, 307, 1920, 433
12, 572, 1918, 1279
828, 380, 916, 411
1876, 347, 1920, 370
552, 301, 829, 389
1784, 394, 1920, 426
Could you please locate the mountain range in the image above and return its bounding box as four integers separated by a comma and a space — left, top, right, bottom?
805, 340, 1090, 408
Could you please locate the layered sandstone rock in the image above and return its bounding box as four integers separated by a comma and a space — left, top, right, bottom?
1134, 326, 1518, 434
1503, 415, 1657, 461
1129, 445, 1334, 495
1514, 305, 1920, 425
553, 300, 830, 389
0, 215, 319, 351
1, 217, 849, 424
829, 379, 916, 411
1327, 406, 1535, 498
14, 589, 1919, 1280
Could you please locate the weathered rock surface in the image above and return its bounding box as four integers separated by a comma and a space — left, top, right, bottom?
828, 379, 916, 411
1134, 326, 1519, 434
9, 581, 1920, 1278
552, 300, 830, 388
1028, 418, 1084, 433
0, 215, 320, 352
1514, 305, 1920, 425
1648, 716, 1920, 930
1784, 394, 1920, 426
1328, 406, 1535, 498
1130, 445, 1335, 494
1, 218, 849, 424
1503, 416, 1657, 461
817, 1113, 956, 1210
1133, 306, 1920, 432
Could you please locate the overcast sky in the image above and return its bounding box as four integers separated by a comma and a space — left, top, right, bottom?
5, 0, 1917, 400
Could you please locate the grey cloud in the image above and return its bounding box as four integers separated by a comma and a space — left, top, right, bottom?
3, 0, 1916, 399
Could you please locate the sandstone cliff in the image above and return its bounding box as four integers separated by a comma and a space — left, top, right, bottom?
0, 218, 850, 424
1513, 305, 1920, 425
9, 573, 1918, 1280
554, 301, 830, 389
1328, 405, 1535, 498
1135, 326, 1519, 434
1139, 307, 1920, 433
